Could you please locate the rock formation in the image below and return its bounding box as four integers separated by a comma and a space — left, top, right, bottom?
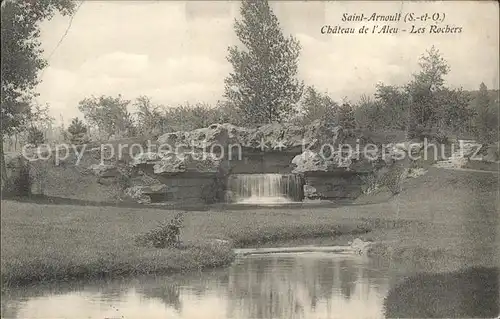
156, 120, 343, 154
3, 120, 456, 204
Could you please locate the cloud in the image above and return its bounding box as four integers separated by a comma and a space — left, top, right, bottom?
160, 56, 230, 84
36, 1, 499, 125
136, 82, 223, 107
37, 67, 78, 101
80, 52, 149, 78
37, 52, 229, 121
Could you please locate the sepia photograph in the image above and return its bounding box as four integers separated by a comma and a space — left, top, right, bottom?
0, 0, 499, 318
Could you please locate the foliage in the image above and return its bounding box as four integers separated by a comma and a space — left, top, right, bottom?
1, 0, 74, 183
212, 100, 245, 126
355, 46, 476, 141
160, 102, 243, 132
354, 94, 385, 130
406, 46, 450, 136
26, 126, 45, 146
1, 155, 32, 197
433, 87, 472, 134
1, 0, 75, 137
73, 95, 244, 137
27, 103, 54, 132
357, 46, 453, 135
78, 95, 136, 139
163, 103, 215, 132
135, 212, 185, 248
3, 103, 54, 149
355, 85, 410, 131
374, 84, 409, 130
338, 101, 356, 130
224, 0, 304, 125
67, 117, 88, 145
473, 83, 498, 143
134, 96, 164, 137
296, 86, 338, 125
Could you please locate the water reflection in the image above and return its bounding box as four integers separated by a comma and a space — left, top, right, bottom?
2, 253, 390, 319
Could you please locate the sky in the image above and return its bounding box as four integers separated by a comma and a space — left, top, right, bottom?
37, 1, 499, 125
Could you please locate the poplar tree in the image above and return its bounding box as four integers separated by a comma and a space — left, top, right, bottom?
224, 0, 304, 125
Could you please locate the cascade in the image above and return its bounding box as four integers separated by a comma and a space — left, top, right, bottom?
228, 174, 302, 204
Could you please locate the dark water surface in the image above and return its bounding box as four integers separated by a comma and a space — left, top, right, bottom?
1, 253, 404, 319
2, 252, 498, 319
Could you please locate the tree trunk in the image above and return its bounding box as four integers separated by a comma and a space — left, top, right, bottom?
0, 135, 8, 185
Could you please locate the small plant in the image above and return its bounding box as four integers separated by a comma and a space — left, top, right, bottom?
67, 117, 89, 145
360, 173, 380, 195
26, 126, 45, 147
380, 165, 407, 195
434, 129, 449, 145
135, 212, 185, 248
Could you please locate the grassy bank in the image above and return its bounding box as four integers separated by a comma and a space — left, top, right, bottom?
0, 200, 370, 287
1, 167, 498, 288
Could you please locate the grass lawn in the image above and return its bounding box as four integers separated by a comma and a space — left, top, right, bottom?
0, 200, 370, 287
1, 167, 498, 287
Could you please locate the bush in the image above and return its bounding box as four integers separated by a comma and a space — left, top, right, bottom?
134, 212, 185, 248
433, 129, 449, 145
2, 158, 32, 197
26, 127, 45, 146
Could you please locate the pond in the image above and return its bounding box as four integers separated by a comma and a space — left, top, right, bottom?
2, 252, 407, 319
2, 251, 497, 319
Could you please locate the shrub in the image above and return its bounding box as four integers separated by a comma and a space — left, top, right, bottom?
134, 212, 185, 248
433, 129, 449, 145
2, 158, 32, 197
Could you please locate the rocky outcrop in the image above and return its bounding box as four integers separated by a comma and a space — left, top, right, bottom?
131, 150, 220, 174
156, 120, 344, 154
349, 238, 374, 255
434, 140, 487, 169
290, 141, 423, 174
290, 147, 372, 200
124, 184, 169, 204
480, 143, 499, 163
150, 120, 346, 202
154, 151, 220, 175
300, 172, 365, 200
291, 150, 363, 173
5, 121, 433, 205
303, 185, 320, 200
127, 150, 222, 204
291, 139, 426, 200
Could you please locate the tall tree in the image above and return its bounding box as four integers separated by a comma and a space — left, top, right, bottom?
78, 95, 135, 139
354, 94, 385, 130
474, 82, 496, 143
374, 84, 409, 130
338, 101, 356, 130
163, 102, 221, 132
406, 46, 450, 133
1, 0, 74, 137
23, 103, 54, 147
67, 117, 88, 145
224, 0, 304, 125
1, 0, 75, 181
134, 96, 164, 137
298, 86, 338, 125
26, 126, 45, 147
434, 87, 472, 134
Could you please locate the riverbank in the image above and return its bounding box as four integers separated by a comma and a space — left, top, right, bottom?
1, 168, 498, 288
0, 200, 370, 287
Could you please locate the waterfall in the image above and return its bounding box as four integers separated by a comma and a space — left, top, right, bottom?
229, 174, 303, 204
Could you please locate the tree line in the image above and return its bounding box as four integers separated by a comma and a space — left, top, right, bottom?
2, 0, 498, 157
